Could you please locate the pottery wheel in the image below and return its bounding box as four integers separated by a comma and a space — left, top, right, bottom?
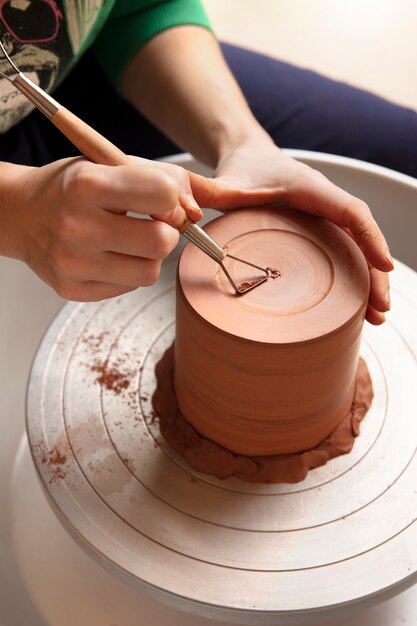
26, 253, 417, 625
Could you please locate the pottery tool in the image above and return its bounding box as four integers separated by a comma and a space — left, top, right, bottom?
0, 41, 269, 295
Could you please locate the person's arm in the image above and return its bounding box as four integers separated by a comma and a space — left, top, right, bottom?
119, 26, 393, 325
119, 25, 269, 167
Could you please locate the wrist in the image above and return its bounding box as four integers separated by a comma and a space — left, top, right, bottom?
213, 123, 273, 162
215, 128, 279, 170
0, 163, 33, 260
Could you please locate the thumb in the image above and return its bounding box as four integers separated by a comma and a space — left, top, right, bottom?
189, 172, 222, 208
190, 171, 281, 211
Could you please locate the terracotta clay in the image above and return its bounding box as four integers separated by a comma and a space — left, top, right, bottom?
174, 208, 370, 457
153, 346, 373, 484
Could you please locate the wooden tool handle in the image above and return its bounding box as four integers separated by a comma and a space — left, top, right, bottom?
52, 107, 131, 167
51, 107, 190, 231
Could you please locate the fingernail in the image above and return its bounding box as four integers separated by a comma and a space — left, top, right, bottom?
386, 251, 394, 268
385, 289, 391, 310
186, 195, 203, 217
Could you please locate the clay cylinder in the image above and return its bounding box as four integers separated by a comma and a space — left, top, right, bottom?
174, 208, 370, 456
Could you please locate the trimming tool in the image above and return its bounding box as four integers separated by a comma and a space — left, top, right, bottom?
0, 41, 269, 294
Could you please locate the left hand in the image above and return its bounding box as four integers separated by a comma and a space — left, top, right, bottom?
190, 138, 393, 325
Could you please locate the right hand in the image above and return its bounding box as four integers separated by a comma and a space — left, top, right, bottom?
0, 157, 196, 301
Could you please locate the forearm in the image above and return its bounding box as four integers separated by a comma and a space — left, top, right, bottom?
0, 162, 32, 260
120, 26, 274, 167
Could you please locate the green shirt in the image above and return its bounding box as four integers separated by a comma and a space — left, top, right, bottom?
0, 0, 211, 133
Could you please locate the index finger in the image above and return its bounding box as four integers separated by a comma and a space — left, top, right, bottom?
68, 161, 190, 231
288, 169, 394, 272
343, 198, 394, 272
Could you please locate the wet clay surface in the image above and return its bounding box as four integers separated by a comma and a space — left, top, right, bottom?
152, 345, 374, 484
179, 208, 370, 344
175, 208, 370, 456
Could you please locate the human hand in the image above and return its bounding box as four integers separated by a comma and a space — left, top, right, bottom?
1, 157, 200, 301
129, 155, 203, 219
190, 138, 394, 325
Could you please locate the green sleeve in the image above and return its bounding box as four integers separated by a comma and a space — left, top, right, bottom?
93, 0, 213, 90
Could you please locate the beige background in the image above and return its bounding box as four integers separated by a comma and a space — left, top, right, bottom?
204, 0, 417, 112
